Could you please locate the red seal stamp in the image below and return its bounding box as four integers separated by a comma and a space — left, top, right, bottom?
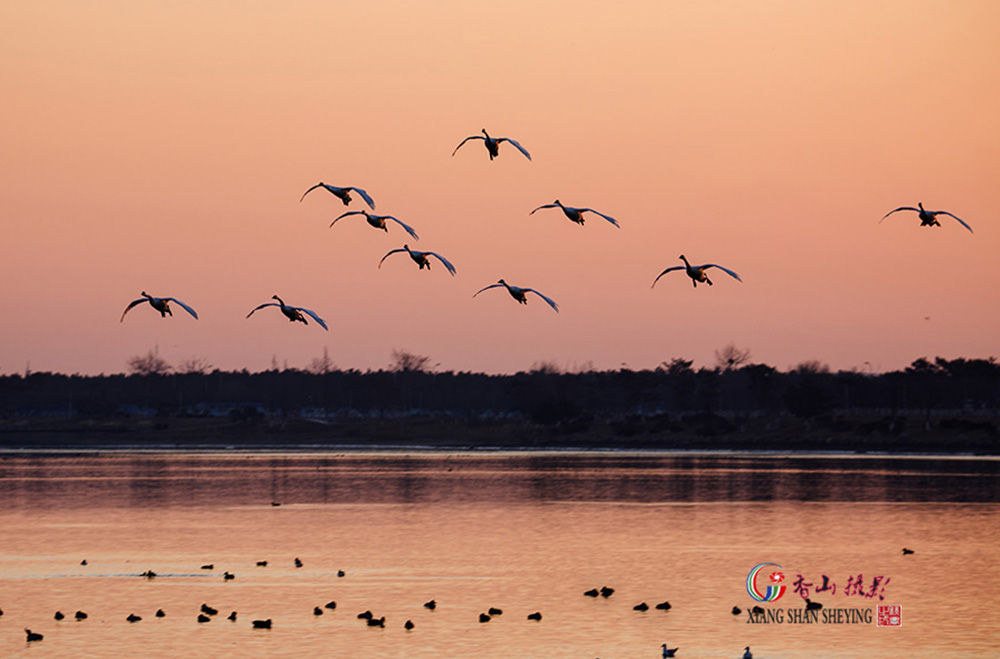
877, 604, 901, 627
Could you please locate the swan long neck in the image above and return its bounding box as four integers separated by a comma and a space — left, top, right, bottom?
679, 255, 691, 267
272, 295, 286, 309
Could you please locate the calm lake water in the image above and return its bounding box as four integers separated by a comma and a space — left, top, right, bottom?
0, 451, 997, 658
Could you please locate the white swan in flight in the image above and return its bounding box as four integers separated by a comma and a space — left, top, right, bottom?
379, 245, 456, 275
652, 255, 742, 288
452, 129, 531, 161
330, 210, 419, 240
473, 279, 559, 312
300, 182, 375, 210
120, 292, 198, 322
530, 200, 620, 227
880, 202, 972, 233
246, 295, 328, 331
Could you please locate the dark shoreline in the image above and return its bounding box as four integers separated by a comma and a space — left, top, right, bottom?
2, 411, 997, 456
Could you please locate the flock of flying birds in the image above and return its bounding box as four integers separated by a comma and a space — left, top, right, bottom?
119, 127, 975, 331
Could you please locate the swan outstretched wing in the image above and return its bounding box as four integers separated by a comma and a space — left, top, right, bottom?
880, 206, 919, 222
295, 307, 329, 331
246, 302, 279, 318
165, 298, 199, 319
349, 186, 375, 210
378, 248, 407, 268
452, 135, 483, 156
499, 137, 531, 160
529, 204, 558, 215
299, 183, 326, 202
427, 251, 457, 275
120, 298, 147, 322
386, 216, 420, 240
582, 208, 620, 228
652, 266, 684, 287
330, 210, 364, 227
525, 288, 559, 312
473, 283, 503, 298
936, 211, 973, 233
701, 264, 742, 282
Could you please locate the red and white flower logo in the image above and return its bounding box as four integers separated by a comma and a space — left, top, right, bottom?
769, 571, 785, 583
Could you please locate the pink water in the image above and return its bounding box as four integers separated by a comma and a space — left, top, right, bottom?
0, 452, 997, 658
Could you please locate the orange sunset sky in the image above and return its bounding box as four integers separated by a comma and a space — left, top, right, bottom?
2, 1, 998, 376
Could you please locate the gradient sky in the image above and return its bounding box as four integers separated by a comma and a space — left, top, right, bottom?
2, 1, 998, 376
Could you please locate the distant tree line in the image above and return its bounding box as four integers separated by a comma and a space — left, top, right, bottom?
2, 351, 998, 423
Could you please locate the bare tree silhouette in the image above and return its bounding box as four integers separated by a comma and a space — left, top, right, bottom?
715, 343, 752, 371
127, 347, 171, 376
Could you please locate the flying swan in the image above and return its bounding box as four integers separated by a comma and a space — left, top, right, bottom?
473, 279, 559, 312
379, 245, 456, 275
300, 182, 375, 210
652, 255, 742, 288
452, 129, 531, 161
121, 292, 198, 322
880, 202, 972, 233
246, 295, 328, 331
330, 210, 419, 240
530, 200, 620, 227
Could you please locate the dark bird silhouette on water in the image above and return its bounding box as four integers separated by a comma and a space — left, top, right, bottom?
902, 548, 915, 555
584, 588, 600, 597
155, 609, 166, 618
75, 611, 88, 620
655, 600, 672, 611
201, 604, 218, 616
25, 629, 43, 642
633, 602, 649, 612
324, 601, 337, 610
805, 599, 823, 611
198, 614, 211, 623
252, 619, 272, 629
662, 643, 679, 657
54, 611, 65, 620
423, 600, 436, 610
126, 613, 141, 622
404, 619, 415, 630
479, 613, 491, 623
600, 586, 614, 598
527, 611, 542, 621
